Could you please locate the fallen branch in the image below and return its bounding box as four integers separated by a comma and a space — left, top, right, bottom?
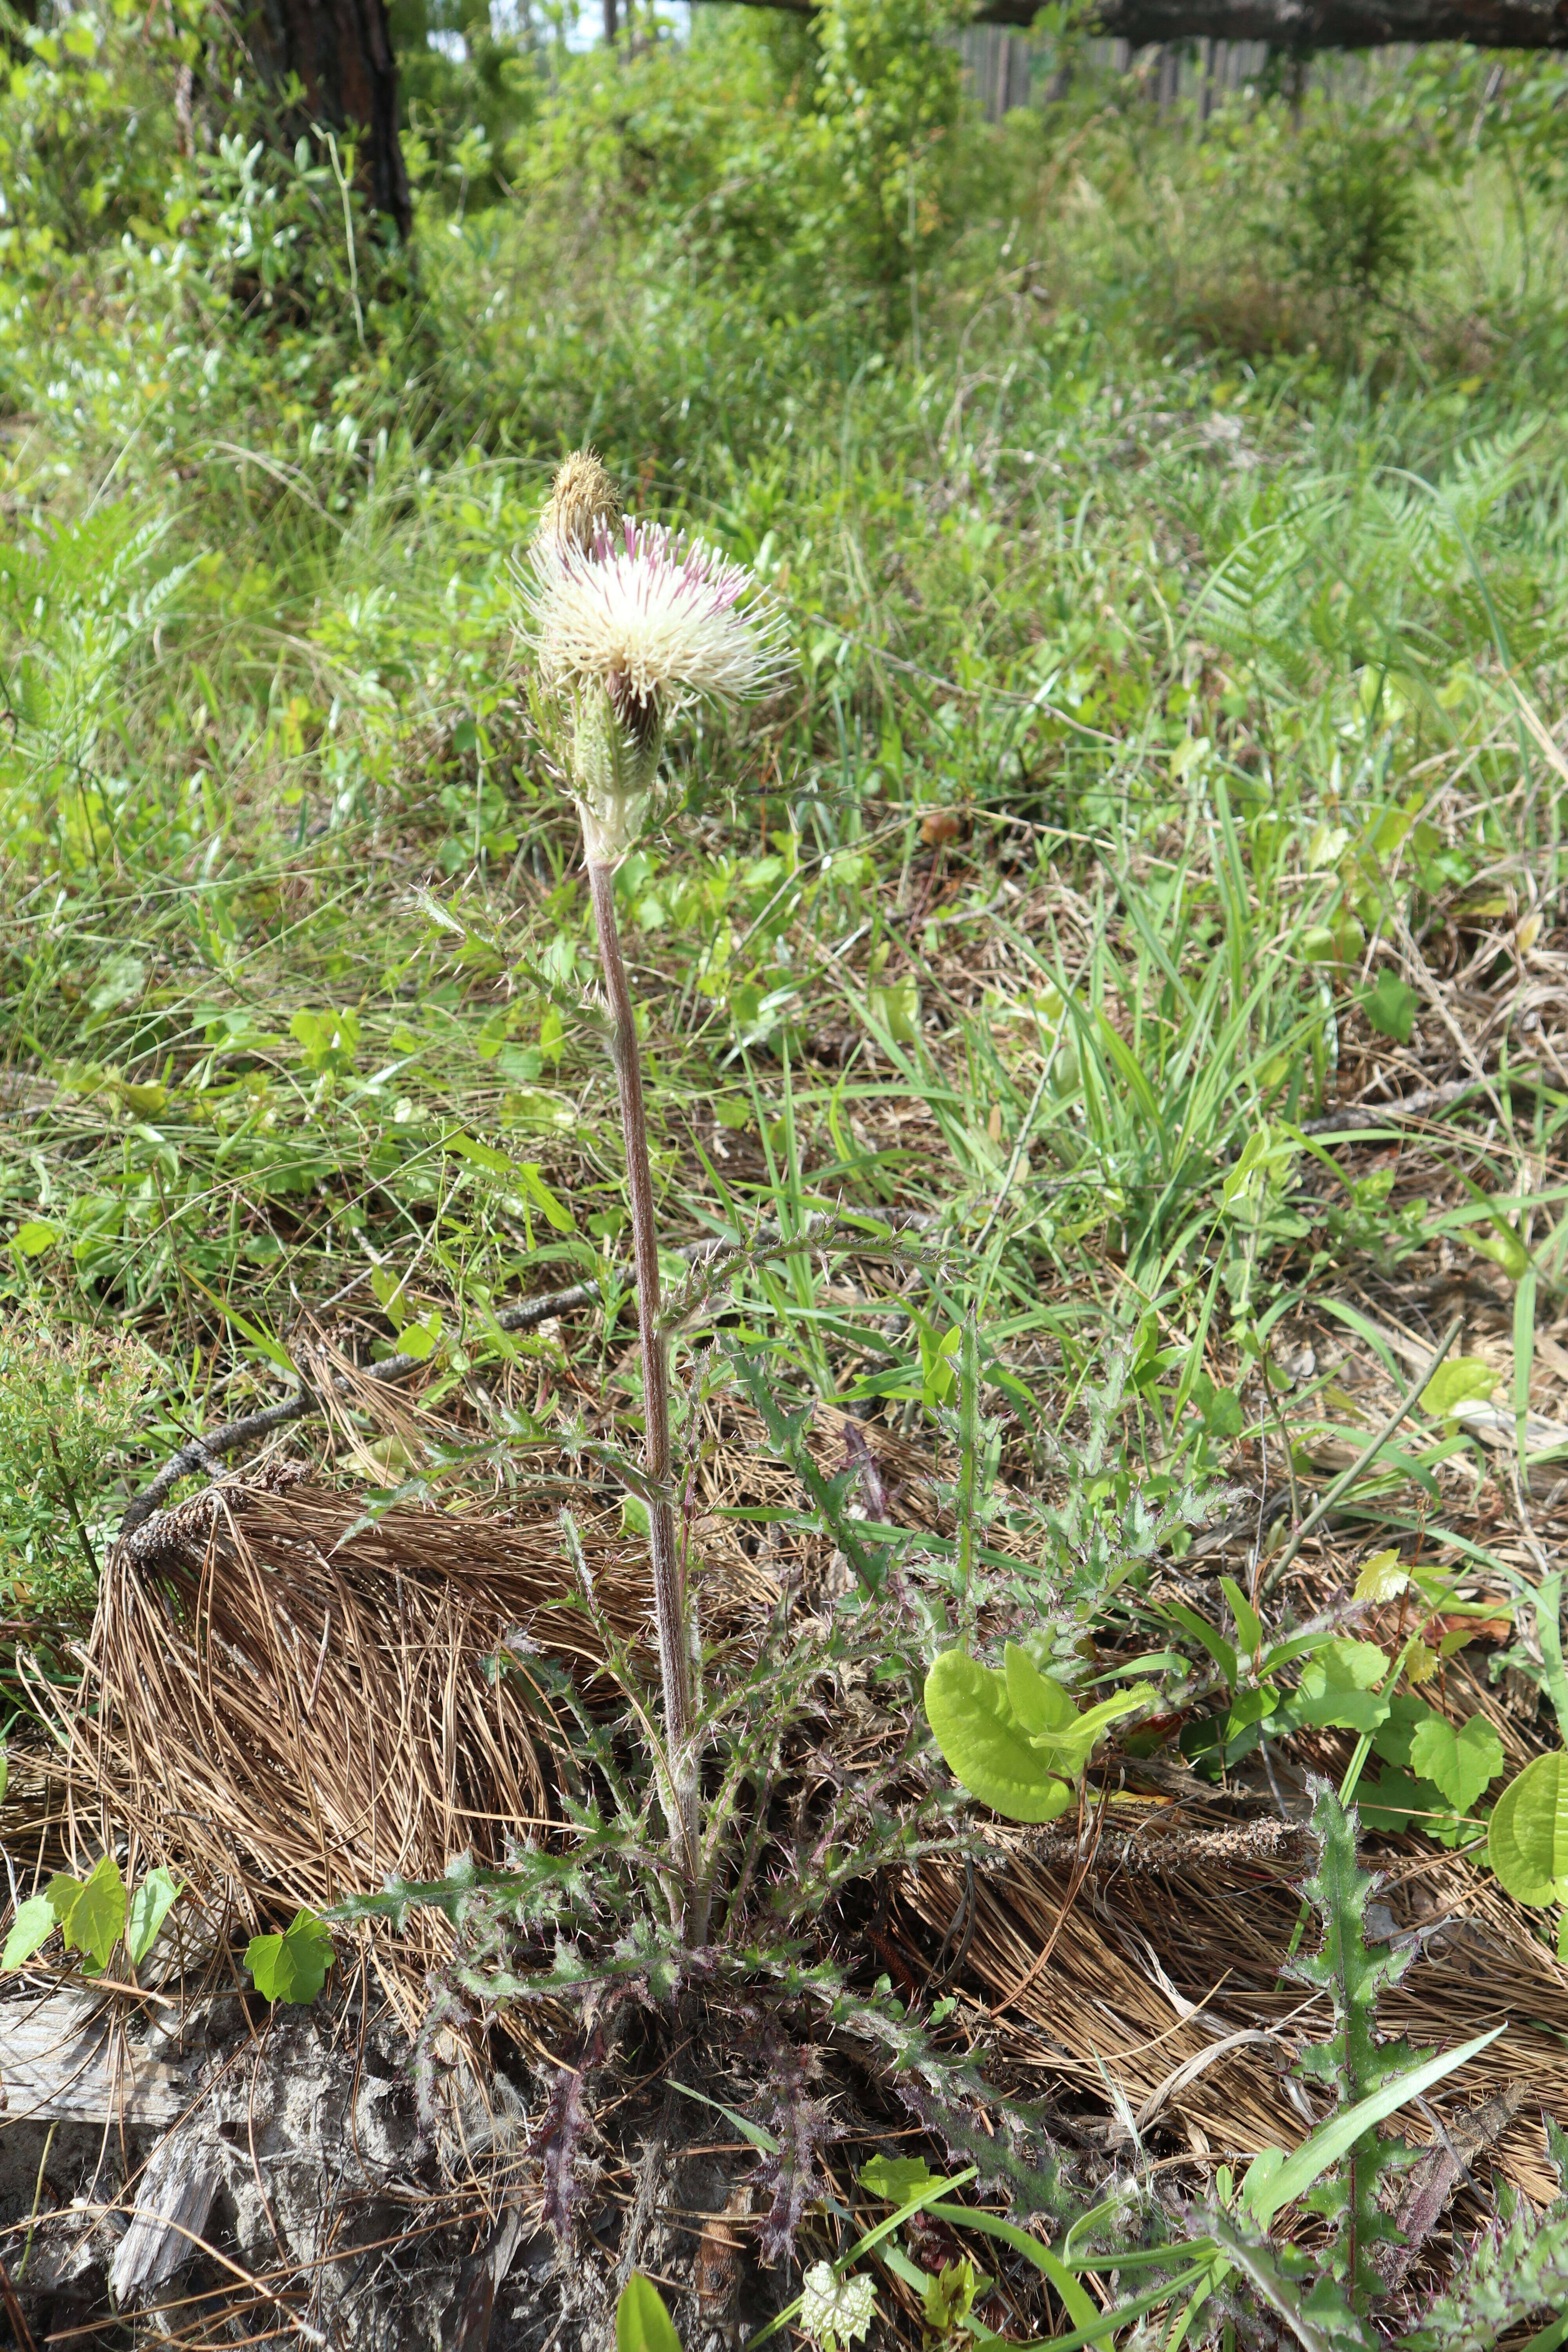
118, 1214, 932, 1535
693, 0, 1568, 46
1299, 1070, 1557, 1134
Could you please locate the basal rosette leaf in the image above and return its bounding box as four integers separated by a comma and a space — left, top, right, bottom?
1002, 1642, 1078, 1737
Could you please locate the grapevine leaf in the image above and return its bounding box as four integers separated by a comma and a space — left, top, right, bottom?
246, 1909, 334, 2004
1407, 1714, 1504, 1814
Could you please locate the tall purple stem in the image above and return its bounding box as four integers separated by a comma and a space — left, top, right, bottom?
586, 858, 697, 1889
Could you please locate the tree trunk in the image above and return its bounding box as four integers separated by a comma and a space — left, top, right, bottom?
694, 0, 1568, 46
245, 0, 411, 236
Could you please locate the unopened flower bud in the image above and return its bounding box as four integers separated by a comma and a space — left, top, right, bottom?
537, 449, 622, 561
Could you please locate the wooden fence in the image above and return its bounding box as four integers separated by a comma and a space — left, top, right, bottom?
950, 28, 1401, 122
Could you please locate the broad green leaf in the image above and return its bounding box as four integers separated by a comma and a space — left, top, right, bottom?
924, 1652, 1072, 1824
1290, 1639, 1390, 1734
126, 1867, 184, 1965
11, 1220, 59, 1256
1357, 1769, 1427, 1835
51, 1853, 127, 1969
1422, 1358, 1501, 1417
1223, 1687, 1278, 1739
117, 1080, 168, 1117
246, 1909, 334, 2003
1220, 1576, 1262, 1656
1489, 1755, 1568, 1906
1002, 1644, 1077, 1737
3, 1894, 58, 1972
617, 2275, 682, 2352
1243, 2025, 1504, 2225
394, 1312, 441, 1362
1370, 1691, 1433, 1770
1363, 970, 1416, 1044
1353, 1549, 1409, 1604
858, 2155, 938, 2203
1408, 1714, 1504, 1813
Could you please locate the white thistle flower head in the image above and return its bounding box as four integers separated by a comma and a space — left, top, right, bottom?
523, 515, 793, 865
533, 518, 791, 717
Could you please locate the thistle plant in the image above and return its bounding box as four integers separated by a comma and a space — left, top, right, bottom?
523, 450, 789, 1919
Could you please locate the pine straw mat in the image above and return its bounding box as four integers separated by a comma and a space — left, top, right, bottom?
15, 1403, 1568, 2203
17, 1399, 947, 2037
899, 1830, 1567, 2206
22, 1472, 761, 2033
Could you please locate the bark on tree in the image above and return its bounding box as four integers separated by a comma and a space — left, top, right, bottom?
245, 0, 411, 236
693, 0, 1568, 45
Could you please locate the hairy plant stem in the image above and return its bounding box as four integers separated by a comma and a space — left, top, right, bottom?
586, 857, 700, 1918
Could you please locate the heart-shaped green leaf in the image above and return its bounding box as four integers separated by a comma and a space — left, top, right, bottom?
50, 1854, 127, 1970
1422, 1358, 1502, 1417
1290, 1638, 1390, 1734
1408, 1714, 1504, 1814
247, 1909, 335, 2004
1488, 1755, 1568, 1906
126, 1867, 184, 1967
858, 2155, 938, 2204
924, 1652, 1073, 1823
2, 1893, 58, 1973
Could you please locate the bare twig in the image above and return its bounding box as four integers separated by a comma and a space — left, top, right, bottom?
0, 2250, 39, 2352
118, 1215, 930, 1537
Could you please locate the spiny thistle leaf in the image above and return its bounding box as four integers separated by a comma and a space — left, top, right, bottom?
1287, 1781, 1428, 2306
755, 2031, 837, 2266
